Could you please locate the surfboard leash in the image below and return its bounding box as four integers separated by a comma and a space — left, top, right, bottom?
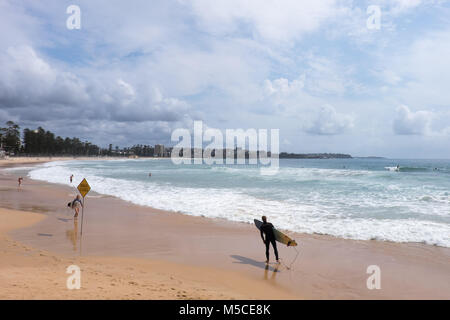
280, 245, 300, 271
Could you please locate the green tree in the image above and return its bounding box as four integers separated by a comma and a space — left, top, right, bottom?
1, 121, 21, 154
22, 126, 102, 156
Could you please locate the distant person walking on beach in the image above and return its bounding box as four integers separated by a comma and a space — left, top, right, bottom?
260, 216, 279, 264
18, 177, 23, 188
70, 174, 74, 183
68, 195, 83, 218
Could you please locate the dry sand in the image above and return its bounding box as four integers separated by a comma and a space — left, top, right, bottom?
0, 156, 132, 168
0, 159, 449, 299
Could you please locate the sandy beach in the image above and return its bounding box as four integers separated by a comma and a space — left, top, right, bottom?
0, 156, 139, 167
1, 159, 449, 299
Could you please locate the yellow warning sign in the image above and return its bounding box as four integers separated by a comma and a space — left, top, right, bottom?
77, 178, 91, 198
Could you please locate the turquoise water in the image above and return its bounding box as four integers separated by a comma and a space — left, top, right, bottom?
28, 158, 450, 247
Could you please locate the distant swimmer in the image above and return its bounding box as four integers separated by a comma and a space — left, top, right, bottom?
259, 216, 279, 264
148, 172, 152, 177
18, 177, 23, 188
68, 195, 83, 218
70, 174, 74, 183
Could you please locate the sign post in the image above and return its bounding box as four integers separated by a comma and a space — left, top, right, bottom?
77, 178, 91, 236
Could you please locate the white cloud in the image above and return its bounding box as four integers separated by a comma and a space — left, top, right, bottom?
388, 29, 450, 107
303, 55, 359, 95
303, 104, 354, 135
393, 105, 433, 135
392, 105, 450, 137
186, 0, 338, 42
261, 76, 321, 117
388, 0, 423, 15
264, 77, 305, 97
379, 70, 402, 86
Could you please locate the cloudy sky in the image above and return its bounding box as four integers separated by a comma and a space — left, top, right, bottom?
1, 0, 449, 158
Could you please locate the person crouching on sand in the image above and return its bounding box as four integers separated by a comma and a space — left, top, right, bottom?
68, 195, 83, 218
260, 216, 279, 264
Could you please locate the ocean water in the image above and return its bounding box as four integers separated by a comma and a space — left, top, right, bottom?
28, 158, 450, 247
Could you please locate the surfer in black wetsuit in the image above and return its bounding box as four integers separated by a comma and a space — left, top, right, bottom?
260, 216, 279, 264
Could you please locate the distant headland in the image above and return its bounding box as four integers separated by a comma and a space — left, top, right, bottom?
279, 153, 352, 159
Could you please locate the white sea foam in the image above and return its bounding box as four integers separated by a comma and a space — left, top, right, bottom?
2, 166, 37, 172
28, 160, 450, 247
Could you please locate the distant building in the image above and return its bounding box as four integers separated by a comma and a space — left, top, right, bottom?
225, 148, 234, 160
164, 147, 172, 158
154, 144, 165, 157
236, 147, 244, 158
193, 148, 203, 159
204, 147, 216, 159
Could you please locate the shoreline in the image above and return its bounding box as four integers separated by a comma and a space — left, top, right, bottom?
20, 156, 449, 250
1, 160, 449, 299
0, 156, 171, 165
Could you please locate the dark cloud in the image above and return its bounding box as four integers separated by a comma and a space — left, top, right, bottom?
0, 46, 194, 146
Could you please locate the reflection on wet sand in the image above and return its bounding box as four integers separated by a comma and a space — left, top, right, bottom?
231, 255, 280, 282
65, 218, 78, 251
264, 263, 279, 281
17, 205, 51, 214
230, 255, 276, 271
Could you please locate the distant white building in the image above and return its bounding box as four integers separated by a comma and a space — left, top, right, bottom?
225, 148, 234, 160
154, 144, 165, 157
193, 148, 203, 159
164, 147, 172, 158
236, 147, 244, 159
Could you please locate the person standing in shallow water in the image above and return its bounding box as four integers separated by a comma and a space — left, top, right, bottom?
260, 216, 279, 264
17, 177, 23, 188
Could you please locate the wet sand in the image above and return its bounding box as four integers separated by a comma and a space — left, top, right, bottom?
1, 207, 296, 299
1, 164, 449, 299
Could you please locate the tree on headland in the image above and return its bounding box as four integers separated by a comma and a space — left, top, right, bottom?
0, 121, 157, 157
22, 126, 100, 156
0, 121, 21, 154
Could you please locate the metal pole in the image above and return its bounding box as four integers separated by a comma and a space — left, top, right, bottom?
80, 196, 85, 236
79, 196, 85, 256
